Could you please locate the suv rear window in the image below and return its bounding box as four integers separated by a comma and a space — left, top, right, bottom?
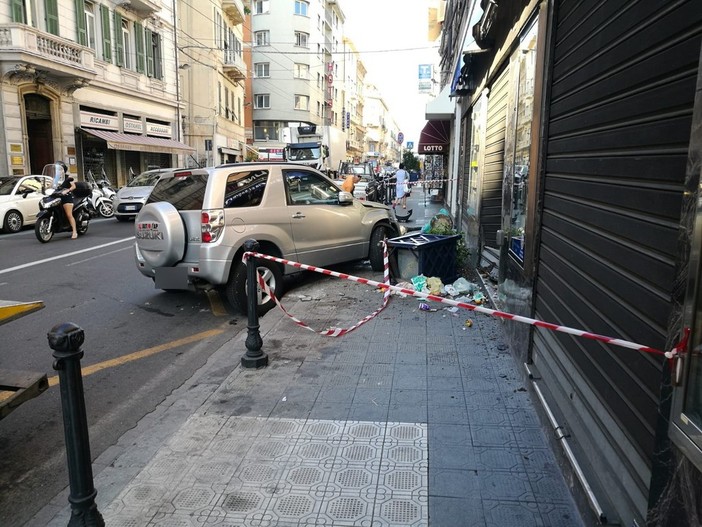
146, 173, 208, 210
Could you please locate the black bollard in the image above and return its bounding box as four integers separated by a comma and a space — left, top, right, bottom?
48, 322, 104, 527
241, 239, 268, 369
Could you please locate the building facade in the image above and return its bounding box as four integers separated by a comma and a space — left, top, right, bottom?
179, 0, 246, 167
1, 0, 192, 186
342, 36, 366, 163
250, 0, 346, 166
437, 0, 702, 525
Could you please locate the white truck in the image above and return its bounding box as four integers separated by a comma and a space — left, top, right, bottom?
283, 125, 346, 177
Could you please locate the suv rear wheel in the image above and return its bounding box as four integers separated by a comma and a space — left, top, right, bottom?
226, 260, 283, 316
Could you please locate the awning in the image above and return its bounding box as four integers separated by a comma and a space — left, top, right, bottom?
82, 128, 195, 155
219, 146, 241, 155
425, 85, 454, 120
418, 120, 450, 155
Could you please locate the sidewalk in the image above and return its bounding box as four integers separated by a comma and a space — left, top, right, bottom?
35, 186, 586, 527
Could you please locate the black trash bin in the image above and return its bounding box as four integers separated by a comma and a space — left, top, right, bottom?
387, 233, 461, 284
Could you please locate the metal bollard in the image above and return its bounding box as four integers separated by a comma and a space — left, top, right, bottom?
48, 322, 104, 527
241, 239, 268, 369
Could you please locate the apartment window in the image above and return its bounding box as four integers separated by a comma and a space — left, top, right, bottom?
254, 31, 270, 47
294, 63, 309, 79
84, 2, 96, 49
100, 5, 111, 62
317, 101, 321, 116
225, 87, 230, 119
253, 0, 269, 14
294, 95, 309, 111
254, 120, 282, 141
254, 62, 270, 78
254, 94, 270, 109
121, 19, 132, 69
295, 31, 309, 48
148, 31, 163, 79
294, 1, 309, 16
317, 72, 322, 88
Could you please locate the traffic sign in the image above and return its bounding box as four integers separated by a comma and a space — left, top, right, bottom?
406, 141, 414, 150
397, 132, 404, 144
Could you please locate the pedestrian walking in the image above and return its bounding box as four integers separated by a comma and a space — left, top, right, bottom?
393, 163, 409, 209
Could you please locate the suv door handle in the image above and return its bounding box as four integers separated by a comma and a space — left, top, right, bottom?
292, 212, 306, 219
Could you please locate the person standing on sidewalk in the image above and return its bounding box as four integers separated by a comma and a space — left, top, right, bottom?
393, 163, 409, 209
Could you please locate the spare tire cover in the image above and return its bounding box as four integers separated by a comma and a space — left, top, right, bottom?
135, 202, 186, 268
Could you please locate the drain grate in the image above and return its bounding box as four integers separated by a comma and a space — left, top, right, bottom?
221, 490, 262, 512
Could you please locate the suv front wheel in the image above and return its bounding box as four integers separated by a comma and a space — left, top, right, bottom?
226, 260, 284, 316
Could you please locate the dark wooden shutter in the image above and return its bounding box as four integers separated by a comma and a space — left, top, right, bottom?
532, 0, 702, 522
114, 11, 123, 67
153, 33, 162, 79
46, 0, 60, 36
135, 22, 145, 73
100, 5, 111, 62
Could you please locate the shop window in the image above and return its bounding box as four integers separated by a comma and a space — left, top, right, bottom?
254, 121, 281, 141
505, 19, 539, 265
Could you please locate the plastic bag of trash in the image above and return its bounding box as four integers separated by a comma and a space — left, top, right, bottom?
452, 277, 476, 294
426, 276, 443, 295
411, 275, 427, 292
444, 284, 458, 296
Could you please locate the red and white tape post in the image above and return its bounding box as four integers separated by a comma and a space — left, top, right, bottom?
242, 248, 689, 360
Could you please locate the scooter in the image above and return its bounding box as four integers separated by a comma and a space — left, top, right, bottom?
86, 170, 114, 218
34, 163, 91, 243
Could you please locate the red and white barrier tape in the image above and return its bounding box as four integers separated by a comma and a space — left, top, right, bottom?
245, 243, 391, 336
242, 250, 688, 359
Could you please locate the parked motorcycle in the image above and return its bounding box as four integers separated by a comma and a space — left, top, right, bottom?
86, 170, 114, 218
34, 163, 91, 243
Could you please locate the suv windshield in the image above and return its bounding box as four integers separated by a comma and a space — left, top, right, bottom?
129, 171, 165, 187
147, 173, 208, 210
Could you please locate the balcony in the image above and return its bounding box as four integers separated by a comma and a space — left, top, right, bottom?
223, 50, 246, 81
0, 24, 96, 89
122, 0, 161, 16
222, 0, 245, 25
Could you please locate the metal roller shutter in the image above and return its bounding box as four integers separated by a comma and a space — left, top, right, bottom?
482, 66, 510, 249
532, 0, 702, 522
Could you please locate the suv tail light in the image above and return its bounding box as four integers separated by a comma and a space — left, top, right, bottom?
201, 209, 225, 243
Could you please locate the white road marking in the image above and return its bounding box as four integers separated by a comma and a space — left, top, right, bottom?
0, 237, 134, 275
66, 245, 133, 266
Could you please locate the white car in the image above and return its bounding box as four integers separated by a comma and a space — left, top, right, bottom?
0, 175, 53, 233
114, 169, 167, 222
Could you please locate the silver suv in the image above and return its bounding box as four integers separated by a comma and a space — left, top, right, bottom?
134, 163, 403, 314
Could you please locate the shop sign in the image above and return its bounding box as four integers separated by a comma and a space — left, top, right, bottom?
123, 118, 143, 134
258, 148, 284, 161
80, 111, 118, 130
146, 121, 172, 138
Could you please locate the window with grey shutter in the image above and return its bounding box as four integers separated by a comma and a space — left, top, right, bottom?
100, 5, 111, 62
135, 22, 145, 73
114, 11, 123, 66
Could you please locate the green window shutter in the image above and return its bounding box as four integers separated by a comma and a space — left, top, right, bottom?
100, 5, 112, 62
73, 0, 86, 44
11, 0, 25, 23
46, 0, 60, 36
114, 11, 123, 67
145, 29, 154, 77
134, 22, 145, 73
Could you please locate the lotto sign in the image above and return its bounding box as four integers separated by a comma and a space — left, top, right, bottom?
397, 132, 404, 144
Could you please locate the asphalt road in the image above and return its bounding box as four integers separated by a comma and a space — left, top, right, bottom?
0, 218, 243, 527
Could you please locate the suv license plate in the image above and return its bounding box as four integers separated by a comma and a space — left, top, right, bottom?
154, 267, 188, 290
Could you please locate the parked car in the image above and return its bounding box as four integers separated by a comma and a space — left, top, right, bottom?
134, 163, 404, 315
0, 175, 53, 233
113, 169, 167, 221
